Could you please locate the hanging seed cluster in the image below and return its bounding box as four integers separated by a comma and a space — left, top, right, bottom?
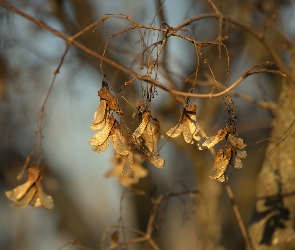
90, 82, 247, 184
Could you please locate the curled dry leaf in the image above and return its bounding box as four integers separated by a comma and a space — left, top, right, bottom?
5, 166, 54, 210
89, 114, 115, 146
90, 99, 107, 130
105, 153, 147, 187
98, 81, 123, 116
210, 146, 233, 182
166, 104, 200, 144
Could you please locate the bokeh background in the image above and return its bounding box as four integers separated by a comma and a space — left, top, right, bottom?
1, 0, 294, 249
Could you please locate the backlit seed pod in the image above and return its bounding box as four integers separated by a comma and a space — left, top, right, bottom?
89, 114, 115, 146
90, 100, 107, 130
210, 146, 232, 182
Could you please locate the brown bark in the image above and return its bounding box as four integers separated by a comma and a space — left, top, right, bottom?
249, 48, 295, 249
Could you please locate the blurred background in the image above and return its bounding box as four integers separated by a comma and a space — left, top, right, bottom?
0, 0, 294, 249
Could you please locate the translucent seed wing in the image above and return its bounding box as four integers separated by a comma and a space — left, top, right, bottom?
182, 122, 194, 144
122, 151, 133, 176
148, 155, 165, 168
228, 134, 247, 149
133, 112, 149, 138
209, 146, 232, 182
166, 123, 183, 138
233, 155, 243, 169
92, 136, 111, 153
89, 115, 114, 146
197, 135, 220, 150
90, 100, 107, 130
11, 186, 37, 209
237, 150, 247, 159
35, 179, 54, 210
112, 130, 129, 156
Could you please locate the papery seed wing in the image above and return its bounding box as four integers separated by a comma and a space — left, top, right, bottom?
233, 155, 243, 169
142, 117, 161, 153
148, 155, 165, 168
209, 146, 232, 182
112, 130, 129, 156
11, 186, 37, 209
237, 150, 247, 159
133, 112, 149, 138
89, 115, 114, 146
122, 151, 133, 176
166, 123, 183, 138
90, 100, 107, 130
29, 191, 42, 207
35, 179, 54, 210
197, 135, 221, 150
92, 136, 111, 153
183, 122, 194, 144
6, 182, 32, 201
228, 134, 246, 149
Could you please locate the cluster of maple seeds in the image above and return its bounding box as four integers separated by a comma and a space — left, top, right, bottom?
89, 82, 247, 185
5, 166, 54, 210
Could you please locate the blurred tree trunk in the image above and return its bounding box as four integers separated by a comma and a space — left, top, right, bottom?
249, 48, 295, 249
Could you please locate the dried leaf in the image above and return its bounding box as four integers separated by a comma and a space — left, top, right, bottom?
112, 129, 129, 156
210, 146, 232, 182
166, 123, 183, 138
148, 155, 165, 168
133, 111, 149, 138
197, 128, 227, 150
228, 134, 246, 149
90, 100, 107, 130
89, 114, 114, 146
92, 136, 111, 153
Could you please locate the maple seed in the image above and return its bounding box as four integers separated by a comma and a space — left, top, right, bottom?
133, 111, 150, 138
197, 128, 227, 150
89, 114, 115, 146
148, 155, 165, 168
5, 166, 54, 210
166, 104, 200, 144
210, 146, 232, 182
112, 127, 129, 156
90, 100, 107, 130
